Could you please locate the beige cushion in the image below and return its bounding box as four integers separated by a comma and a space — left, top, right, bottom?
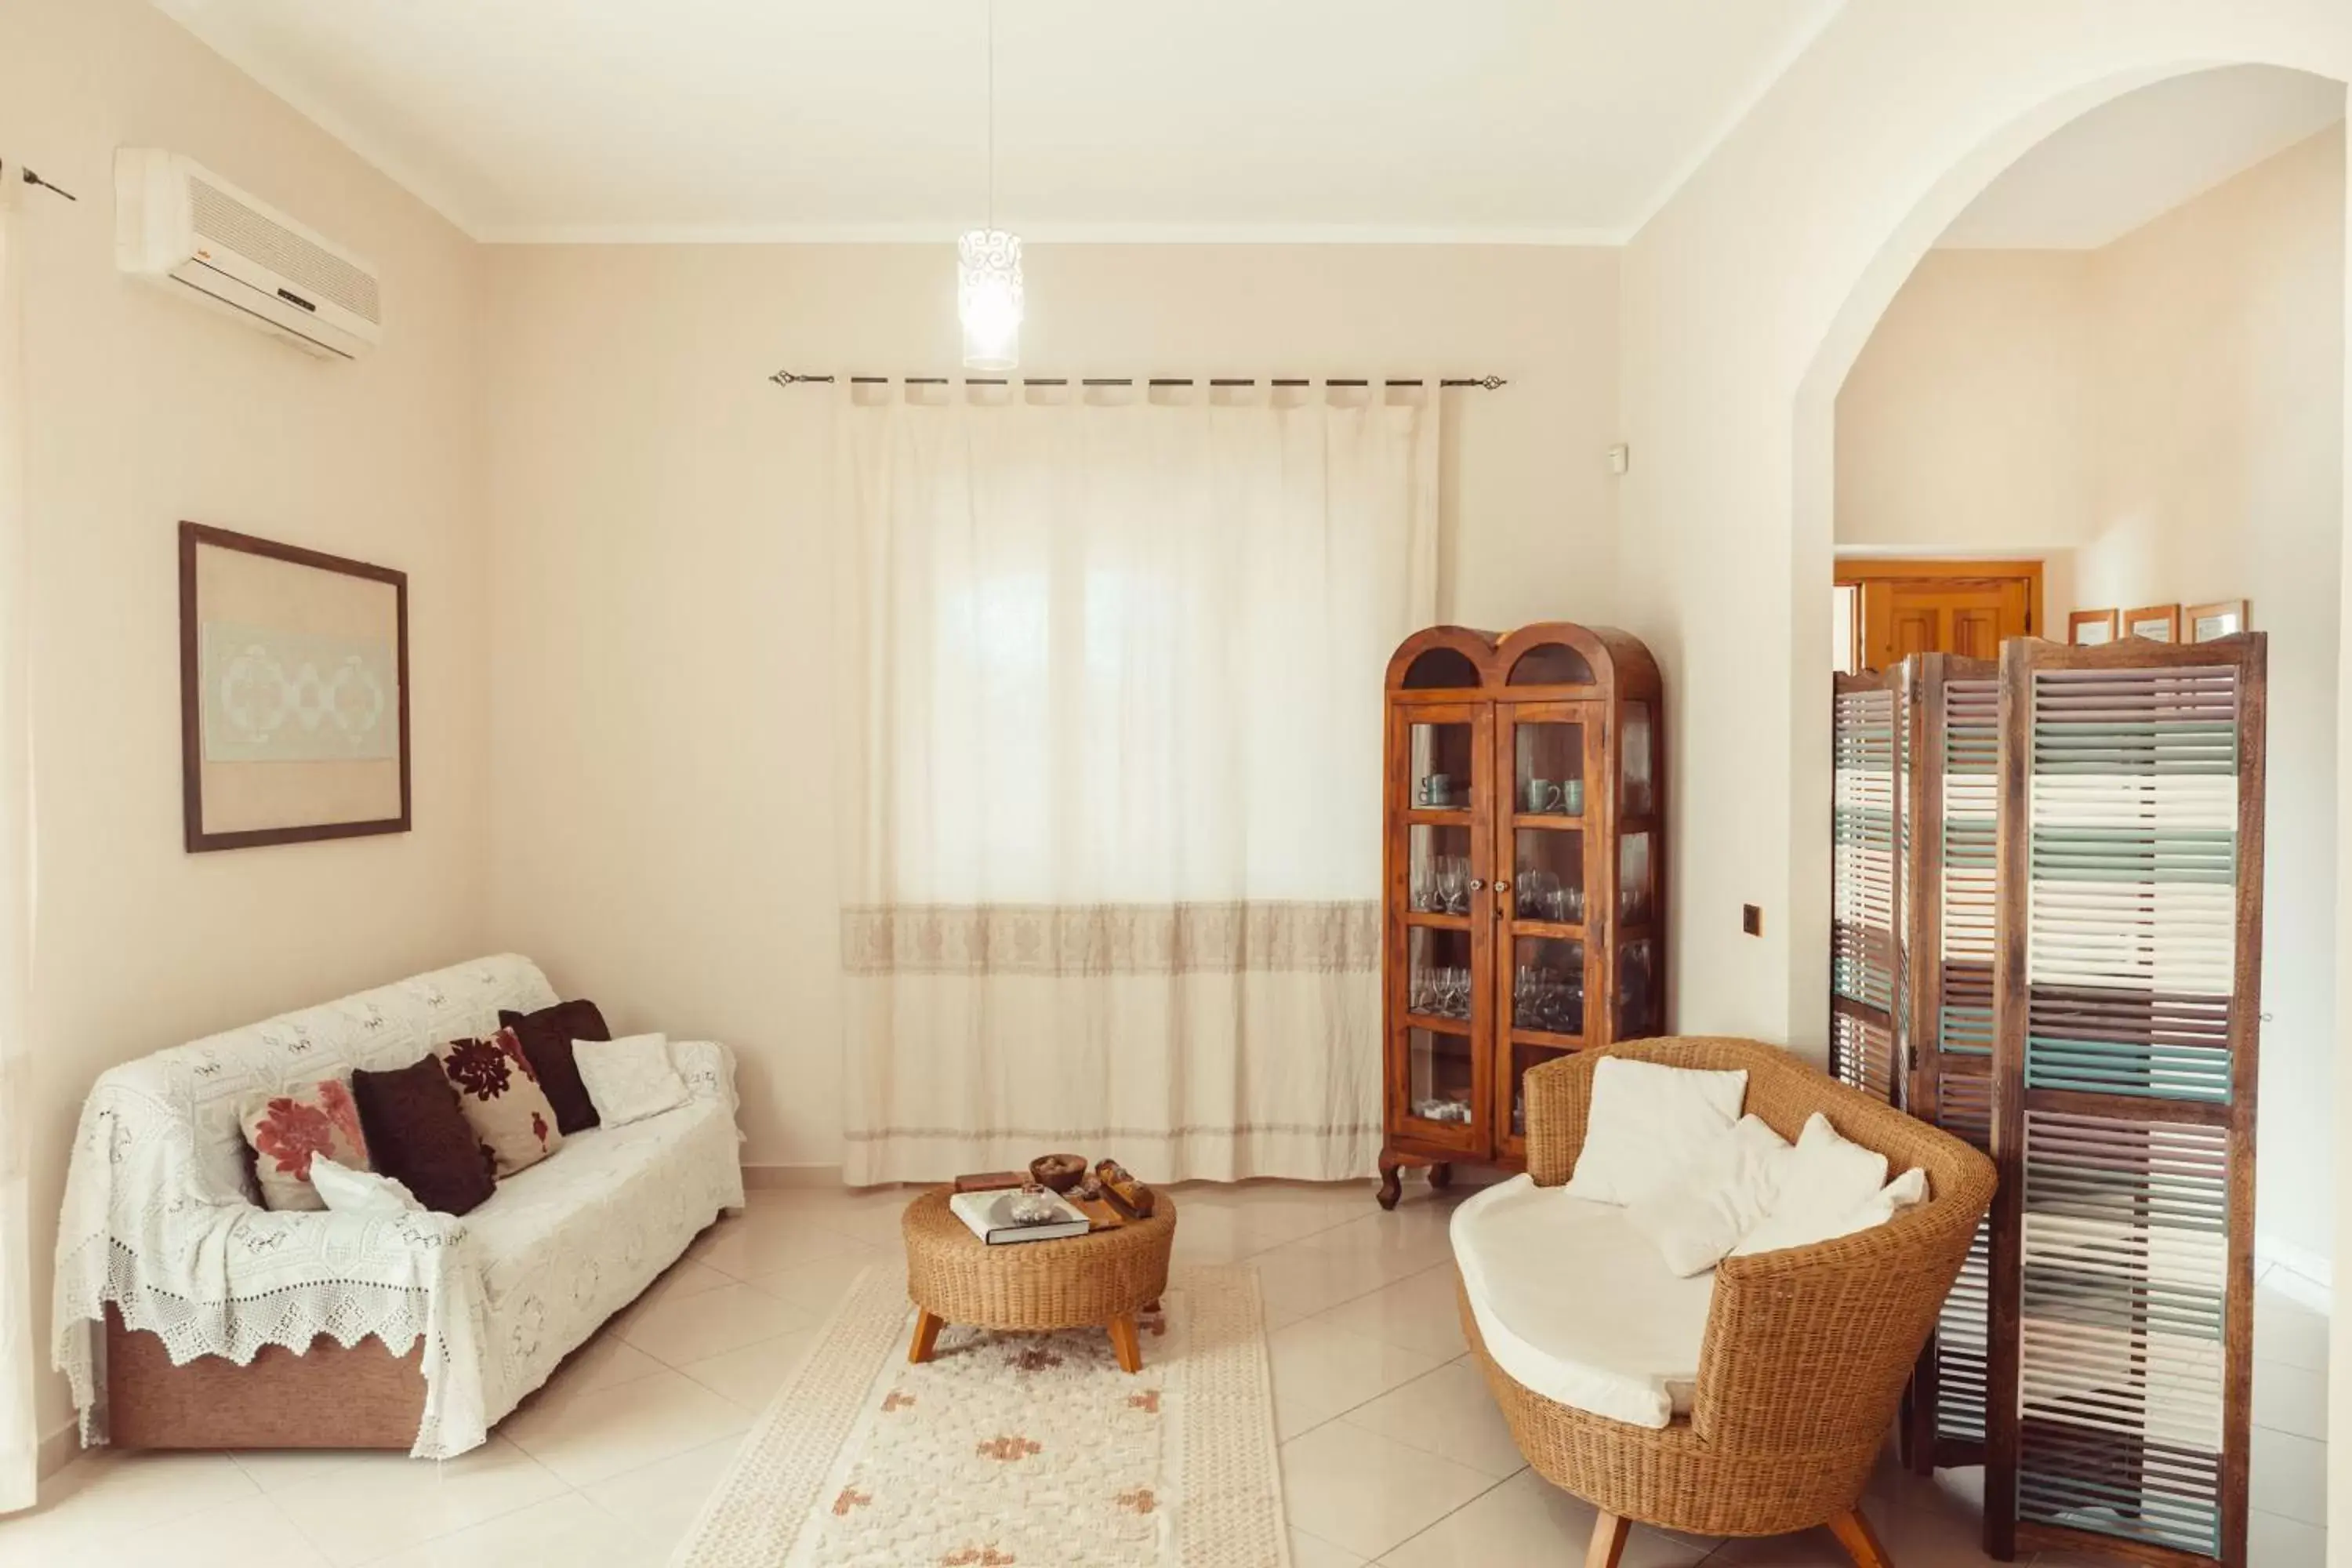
1450, 1174, 1712, 1428
433, 1028, 564, 1178
238, 1077, 372, 1211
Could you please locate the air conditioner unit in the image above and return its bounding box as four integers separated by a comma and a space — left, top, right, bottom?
114, 149, 381, 360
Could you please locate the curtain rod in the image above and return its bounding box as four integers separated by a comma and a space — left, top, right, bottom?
0, 161, 78, 202
769, 371, 1507, 390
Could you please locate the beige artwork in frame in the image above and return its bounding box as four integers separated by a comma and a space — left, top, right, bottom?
2123, 604, 2180, 643
2067, 608, 2118, 647
180, 522, 410, 851
2187, 598, 2251, 643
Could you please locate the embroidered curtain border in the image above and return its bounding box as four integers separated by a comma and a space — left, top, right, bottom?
841, 901, 1381, 976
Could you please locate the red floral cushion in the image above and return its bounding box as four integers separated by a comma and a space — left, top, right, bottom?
238, 1077, 372, 1212
433, 1027, 564, 1179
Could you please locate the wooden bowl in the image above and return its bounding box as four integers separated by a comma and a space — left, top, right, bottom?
1029, 1153, 1087, 1193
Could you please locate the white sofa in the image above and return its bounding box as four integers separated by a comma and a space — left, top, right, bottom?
52, 953, 746, 1459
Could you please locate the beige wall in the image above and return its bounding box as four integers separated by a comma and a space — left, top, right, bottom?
3, 0, 491, 1441
1618, 1, 2351, 1069
480, 243, 1621, 1171
1833, 128, 2347, 1272
2081, 127, 2346, 1275
1837, 249, 2099, 564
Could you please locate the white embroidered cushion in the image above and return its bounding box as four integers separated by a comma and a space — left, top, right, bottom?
1624, 1113, 1794, 1277
308, 1156, 425, 1216
1563, 1058, 1749, 1207
575, 1033, 690, 1127
1731, 1112, 1896, 1256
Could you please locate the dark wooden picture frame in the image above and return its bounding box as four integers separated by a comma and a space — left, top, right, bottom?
180, 521, 411, 851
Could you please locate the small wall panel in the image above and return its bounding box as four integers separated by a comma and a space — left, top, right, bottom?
1986, 635, 2264, 1568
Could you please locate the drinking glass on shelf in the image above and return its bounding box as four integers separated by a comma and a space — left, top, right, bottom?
1561, 883, 1586, 924
1516, 868, 1556, 922
1437, 858, 1469, 914
1410, 860, 1436, 913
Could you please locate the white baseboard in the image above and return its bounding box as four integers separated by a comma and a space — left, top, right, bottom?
2256, 1232, 2332, 1314
39, 1420, 76, 1479
742, 1163, 849, 1190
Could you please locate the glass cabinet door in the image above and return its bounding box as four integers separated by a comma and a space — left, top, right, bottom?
1390, 703, 1492, 1150
1491, 702, 1597, 1157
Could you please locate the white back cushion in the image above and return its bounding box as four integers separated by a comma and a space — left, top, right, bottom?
1731, 1112, 1893, 1256
1563, 1057, 1749, 1207
1625, 1113, 1794, 1276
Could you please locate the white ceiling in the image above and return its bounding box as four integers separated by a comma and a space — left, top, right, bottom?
151, 0, 1845, 244
1939, 65, 2345, 250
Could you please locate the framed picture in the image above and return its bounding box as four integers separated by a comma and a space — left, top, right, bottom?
2123, 604, 2180, 643
2067, 608, 2118, 647
180, 522, 410, 851
2186, 598, 2250, 643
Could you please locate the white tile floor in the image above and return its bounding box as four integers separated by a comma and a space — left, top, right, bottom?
2, 1179, 2328, 1566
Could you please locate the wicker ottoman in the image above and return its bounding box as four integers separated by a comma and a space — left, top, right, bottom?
902, 1189, 1178, 1373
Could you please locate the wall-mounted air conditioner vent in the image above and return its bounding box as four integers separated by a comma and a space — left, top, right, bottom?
115, 149, 382, 359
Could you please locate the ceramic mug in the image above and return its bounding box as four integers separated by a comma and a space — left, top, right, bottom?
1418, 773, 1455, 807
1523, 779, 1563, 814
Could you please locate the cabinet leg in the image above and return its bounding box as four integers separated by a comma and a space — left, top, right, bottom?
1376, 1150, 1405, 1210
909, 1308, 944, 1365
1427, 1162, 1454, 1192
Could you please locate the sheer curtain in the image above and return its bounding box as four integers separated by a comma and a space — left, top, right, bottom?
832, 379, 1439, 1183
0, 175, 37, 1513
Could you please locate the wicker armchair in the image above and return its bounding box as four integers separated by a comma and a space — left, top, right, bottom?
1457, 1036, 1995, 1568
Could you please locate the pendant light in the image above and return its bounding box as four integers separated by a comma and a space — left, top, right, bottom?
958, 0, 1022, 370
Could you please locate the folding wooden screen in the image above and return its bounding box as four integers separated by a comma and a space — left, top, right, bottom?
1830, 670, 1903, 1103
1984, 634, 2266, 1566
1831, 655, 2000, 1468
1898, 655, 2000, 1471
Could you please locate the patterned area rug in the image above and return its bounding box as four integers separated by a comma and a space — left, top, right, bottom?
670, 1262, 1289, 1568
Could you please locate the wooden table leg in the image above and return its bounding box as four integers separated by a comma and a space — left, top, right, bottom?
1584, 1510, 1631, 1568
1827, 1506, 1893, 1568
909, 1308, 944, 1365
1107, 1312, 1144, 1374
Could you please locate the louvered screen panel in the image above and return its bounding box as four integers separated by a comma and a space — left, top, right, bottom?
1940, 674, 1999, 1057
1831, 673, 1900, 1102
2016, 1111, 2229, 1556
1929, 1071, 1994, 1448
1987, 637, 2263, 1567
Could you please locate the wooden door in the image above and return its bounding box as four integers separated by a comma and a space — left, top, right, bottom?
1838, 561, 2040, 673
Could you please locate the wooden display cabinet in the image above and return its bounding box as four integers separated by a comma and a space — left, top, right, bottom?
1376, 623, 1666, 1208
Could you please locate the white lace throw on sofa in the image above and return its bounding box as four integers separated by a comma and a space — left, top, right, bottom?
833, 378, 1440, 1183
51, 955, 744, 1459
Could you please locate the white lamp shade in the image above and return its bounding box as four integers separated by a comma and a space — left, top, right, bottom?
957, 229, 1023, 372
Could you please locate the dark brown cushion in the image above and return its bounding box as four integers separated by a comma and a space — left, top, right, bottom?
350, 1054, 495, 1217
499, 999, 609, 1135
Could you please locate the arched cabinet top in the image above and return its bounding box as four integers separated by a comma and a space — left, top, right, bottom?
1385, 622, 1660, 699
1385, 626, 1498, 694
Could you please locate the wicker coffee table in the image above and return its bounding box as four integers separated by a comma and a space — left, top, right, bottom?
902, 1188, 1178, 1373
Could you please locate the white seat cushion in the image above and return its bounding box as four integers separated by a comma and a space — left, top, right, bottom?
465, 1094, 733, 1312
1450, 1174, 1713, 1429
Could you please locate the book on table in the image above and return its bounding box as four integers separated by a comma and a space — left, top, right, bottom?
947, 1189, 1091, 1245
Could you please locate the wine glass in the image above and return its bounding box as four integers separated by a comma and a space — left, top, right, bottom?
1437, 857, 1468, 914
